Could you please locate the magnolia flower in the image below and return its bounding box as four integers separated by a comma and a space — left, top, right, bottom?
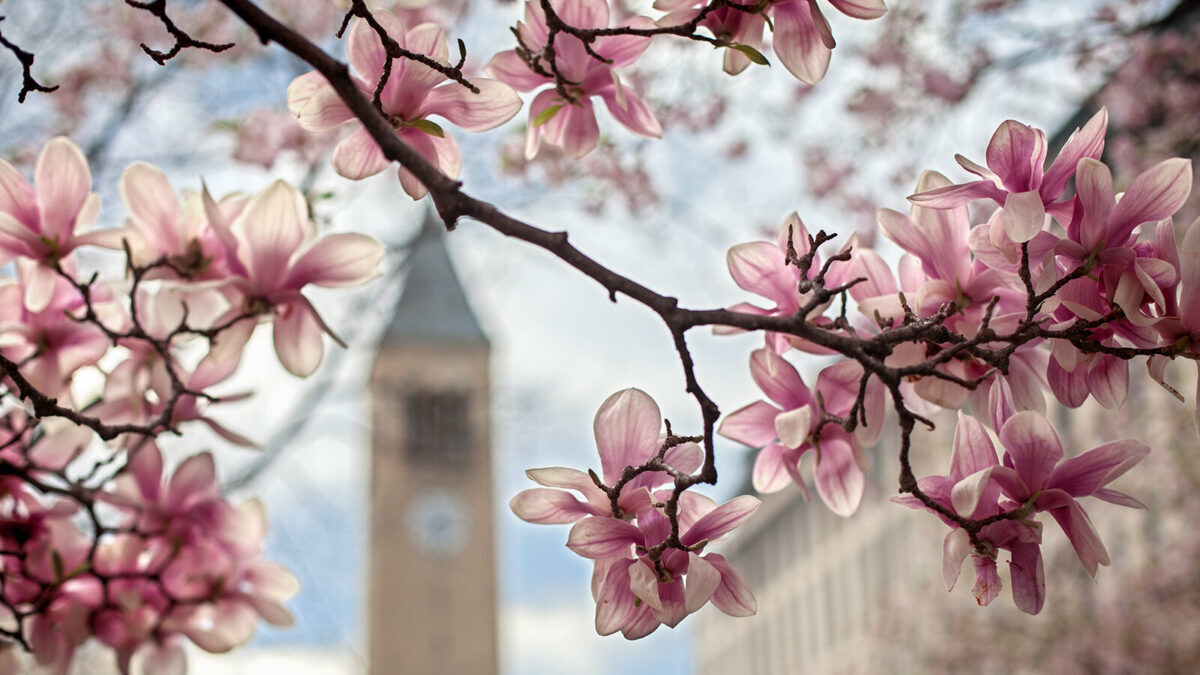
575, 493, 759, 639
200, 179, 384, 377
910, 109, 1109, 243
718, 349, 883, 516
510, 388, 702, 524
289, 13, 521, 199
0, 137, 124, 311
486, 0, 661, 159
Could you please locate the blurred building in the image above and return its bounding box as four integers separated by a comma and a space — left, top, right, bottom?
368, 214, 498, 675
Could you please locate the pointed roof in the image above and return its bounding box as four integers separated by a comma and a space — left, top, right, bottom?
381, 210, 488, 347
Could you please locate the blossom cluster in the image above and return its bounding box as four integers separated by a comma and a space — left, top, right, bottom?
511, 389, 758, 638
0, 137, 383, 671
710, 109, 1188, 613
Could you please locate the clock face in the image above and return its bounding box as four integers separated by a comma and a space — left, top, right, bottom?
407, 490, 470, 558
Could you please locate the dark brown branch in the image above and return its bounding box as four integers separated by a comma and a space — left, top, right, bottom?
0, 17, 58, 102
124, 0, 235, 65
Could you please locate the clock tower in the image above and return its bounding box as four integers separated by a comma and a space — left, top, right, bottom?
368, 213, 497, 675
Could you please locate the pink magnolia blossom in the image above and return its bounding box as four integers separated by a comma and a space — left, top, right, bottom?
718, 213, 855, 353
486, 0, 661, 159
569, 492, 759, 638
120, 161, 249, 278
0, 269, 111, 398
0, 137, 125, 312
511, 388, 755, 638
982, 411, 1149, 578
200, 179, 384, 377
289, 14, 521, 199
718, 348, 883, 516
510, 388, 702, 524
910, 109, 1109, 244
892, 411, 1047, 614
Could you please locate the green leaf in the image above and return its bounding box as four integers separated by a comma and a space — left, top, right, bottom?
730, 43, 770, 66
408, 118, 445, 138
533, 104, 564, 128
52, 550, 64, 581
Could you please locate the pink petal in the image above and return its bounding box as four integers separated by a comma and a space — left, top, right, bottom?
908, 180, 1006, 208
165, 452, 217, 512
331, 127, 391, 181
294, 86, 358, 133
1086, 354, 1127, 409
526, 466, 594, 492
812, 432, 864, 517
773, 405, 813, 448
567, 516, 642, 558
286, 71, 330, 117
396, 127, 462, 200
1002, 189, 1046, 243
272, 297, 327, 377
772, 0, 831, 85
684, 553, 721, 613
1074, 158, 1114, 251
998, 411, 1063, 491
595, 561, 648, 636
598, 84, 662, 139
1109, 158, 1192, 240
484, 50, 548, 92
286, 233, 383, 288
705, 553, 757, 617
35, 137, 92, 243
1047, 439, 1148, 498
1008, 540, 1045, 615
752, 443, 801, 494
558, 0, 609, 28
1041, 492, 1110, 578
546, 99, 601, 160
728, 242, 797, 311
594, 388, 661, 484
347, 16, 389, 80
1042, 107, 1107, 201
970, 555, 1001, 606
828, 0, 887, 19
422, 79, 522, 132
985, 120, 1043, 192
1047, 356, 1089, 408
510, 488, 595, 524
949, 412, 999, 481
595, 27, 655, 68
237, 180, 309, 285
120, 162, 180, 252
941, 528, 970, 591
681, 495, 760, 546
0, 158, 37, 227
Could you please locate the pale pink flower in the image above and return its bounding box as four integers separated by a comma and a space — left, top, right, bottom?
911, 109, 1110, 244
486, 0, 661, 159
718, 349, 883, 516
570, 492, 759, 638
0, 137, 124, 311
120, 161, 249, 278
510, 388, 702, 524
0, 270, 110, 398
289, 14, 521, 199
892, 412, 1046, 613
201, 180, 384, 377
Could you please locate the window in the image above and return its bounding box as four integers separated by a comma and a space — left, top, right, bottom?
405, 391, 470, 466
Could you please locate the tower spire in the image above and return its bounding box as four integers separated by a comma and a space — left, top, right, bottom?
382, 209, 487, 347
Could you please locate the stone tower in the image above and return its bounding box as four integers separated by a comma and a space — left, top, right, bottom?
368, 213, 497, 675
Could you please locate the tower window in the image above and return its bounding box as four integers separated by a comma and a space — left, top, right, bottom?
406, 391, 470, 465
